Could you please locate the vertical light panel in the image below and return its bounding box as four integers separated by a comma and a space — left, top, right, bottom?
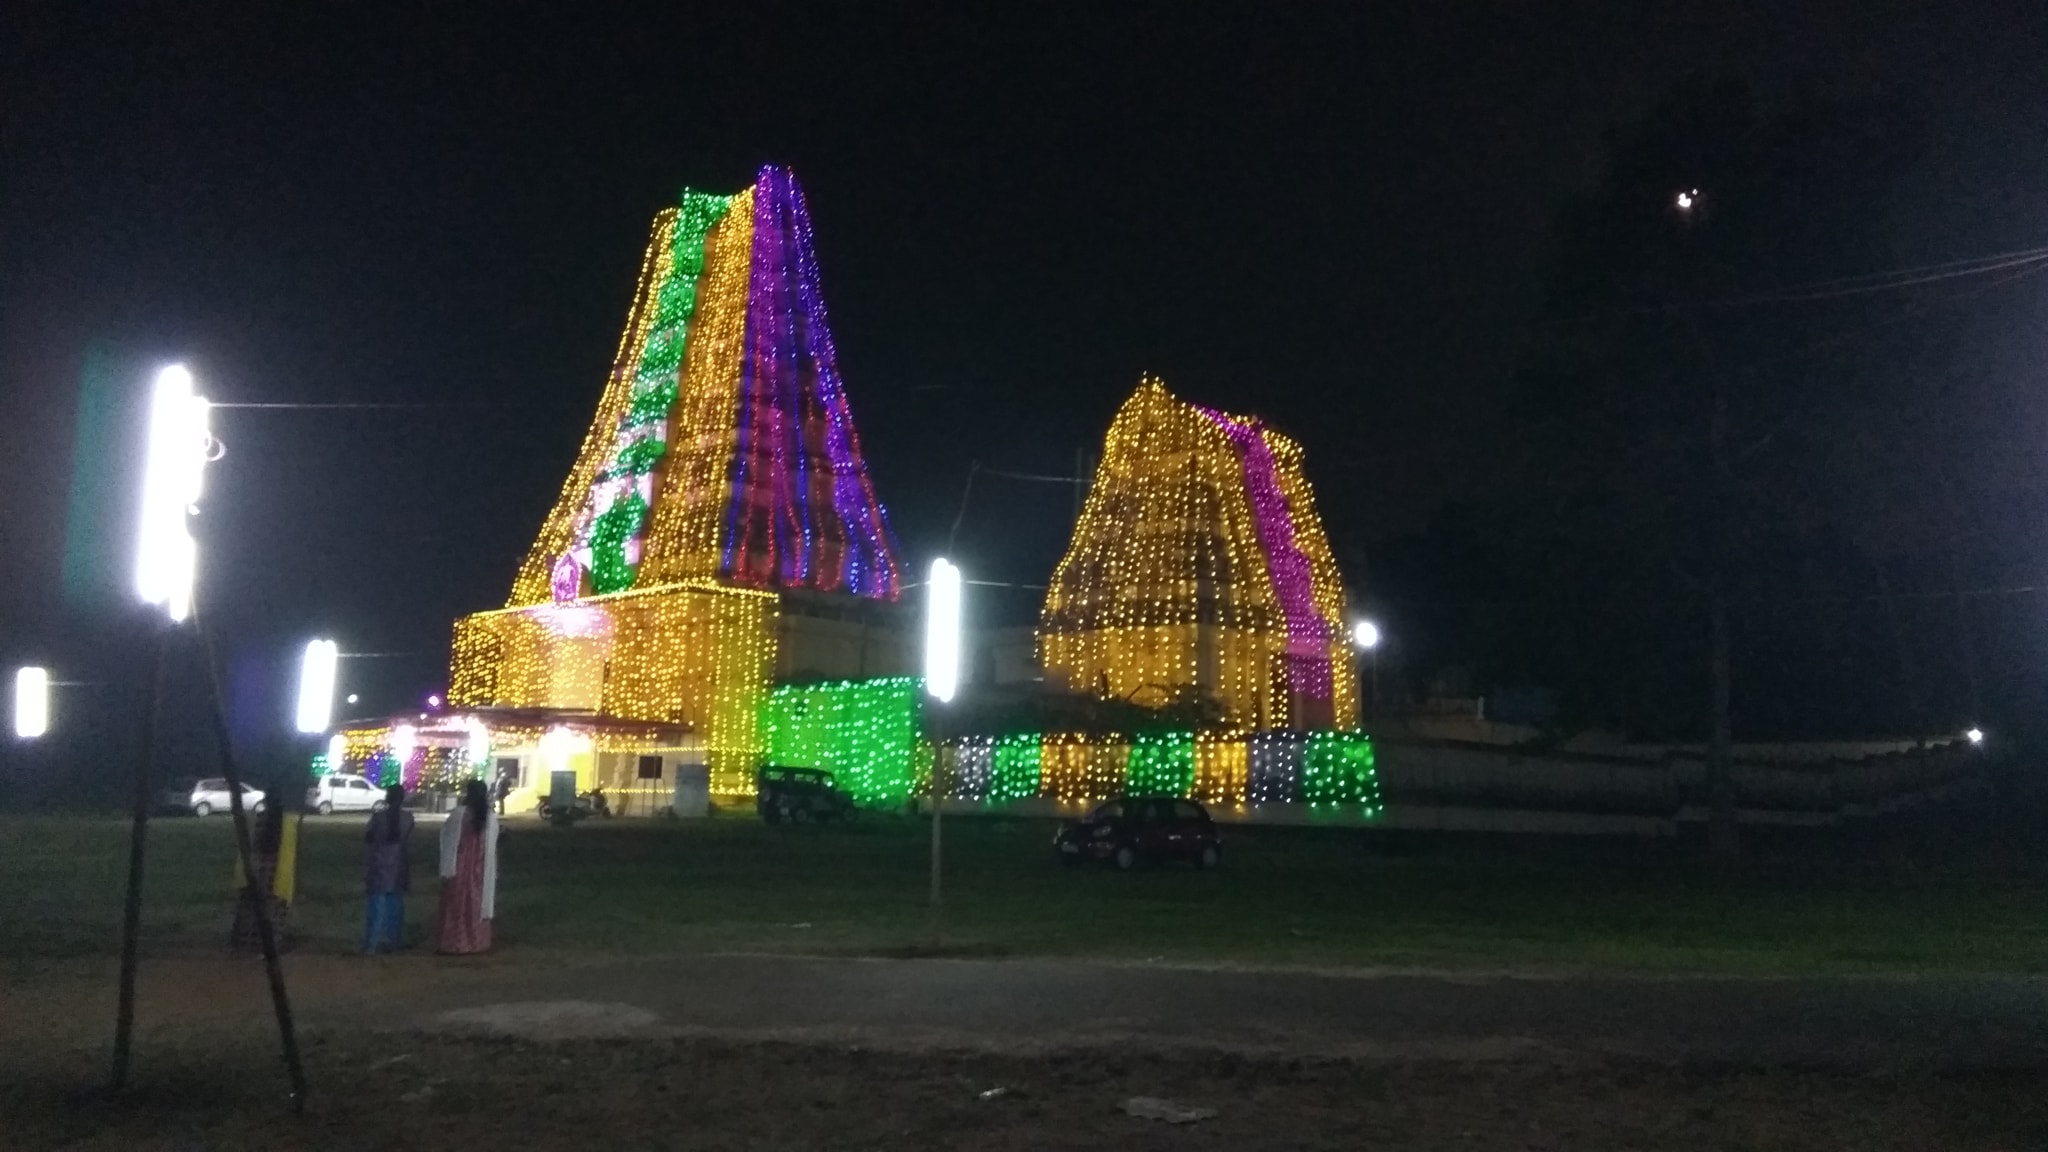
294, 639, 339, 734
925, 558, 961, 703
135, 364, 210, 623
464, 716, 490, 767
14, 667, 49, 739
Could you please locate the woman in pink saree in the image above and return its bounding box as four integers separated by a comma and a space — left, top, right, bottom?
436, 779, 500, 955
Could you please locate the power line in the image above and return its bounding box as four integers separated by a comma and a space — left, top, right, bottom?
211, 402, 480, 410
1550, 240, 2048, 324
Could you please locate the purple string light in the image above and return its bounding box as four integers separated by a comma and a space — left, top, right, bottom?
1199, 408, 1331, 701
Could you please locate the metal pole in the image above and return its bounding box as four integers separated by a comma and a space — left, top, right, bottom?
110, 625, 169, 1090
194, 609, 307, 1112
1707, 370, 1739, 863
927, 748, 943, 949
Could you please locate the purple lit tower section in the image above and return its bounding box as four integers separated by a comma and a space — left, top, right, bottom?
723, 166, 902, 599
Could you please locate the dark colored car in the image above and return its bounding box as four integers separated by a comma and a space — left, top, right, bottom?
1055, 797, 1220, 870
757, 766, 856, 824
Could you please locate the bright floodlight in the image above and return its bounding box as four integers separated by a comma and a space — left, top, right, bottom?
426, 693, 443, 708
924, 557, 962, 703
325, 733, 347, 773
1352, 619, 1381, 651
294, 639, 339, 734
390, 723, 417, 769
1675, 189, 1698, 211
134, 364, 211, 623
13, 667, 49, 739
464, 716, 489, 766
1966, 727, 1985, 745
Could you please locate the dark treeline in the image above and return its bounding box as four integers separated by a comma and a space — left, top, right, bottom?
1373, 75, 2048, 747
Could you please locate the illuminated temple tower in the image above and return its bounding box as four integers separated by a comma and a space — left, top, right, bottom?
447, 166, 908, 794
1040, 376, 1360, 731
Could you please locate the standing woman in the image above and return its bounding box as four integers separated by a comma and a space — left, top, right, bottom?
363, 784, 414, 953
231, 804, 299, 954
436, 778, 500, 955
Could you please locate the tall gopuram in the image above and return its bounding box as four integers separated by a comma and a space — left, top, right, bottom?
447, 165, 910, 796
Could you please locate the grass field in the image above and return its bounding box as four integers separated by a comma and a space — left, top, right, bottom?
5, 807, 2045, 974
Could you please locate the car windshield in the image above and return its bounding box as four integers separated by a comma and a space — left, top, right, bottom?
1088, 802, 1122, 822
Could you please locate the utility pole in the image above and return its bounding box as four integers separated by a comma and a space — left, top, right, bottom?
1874, 558, 1927, 739
1707, 371, 1739, 863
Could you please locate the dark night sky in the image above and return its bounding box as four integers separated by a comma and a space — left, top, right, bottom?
2, 2, 2044, 737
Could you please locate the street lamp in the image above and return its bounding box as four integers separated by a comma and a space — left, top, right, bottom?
923, 556, 963, 947
13, 666, 49, 739
1352, 620, 1381, 651
1352, 618, 1382, 722
924, 558, 962, 704
294, 639, 339, 735
1966, 727, 1985, 746
134, 364, 211, 624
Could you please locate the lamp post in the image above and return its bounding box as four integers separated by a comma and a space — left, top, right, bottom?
294, 639, 339, 735
924, 557, 962, 948
1352, 618, 1381, 723
112, 364, 211, 1091
115, 363, 305, 1111
12, 666, 49, 739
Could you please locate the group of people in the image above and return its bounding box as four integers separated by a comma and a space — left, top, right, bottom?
231, 778, 501, 956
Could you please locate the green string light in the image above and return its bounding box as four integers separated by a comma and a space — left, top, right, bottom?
587, 190, 734, 591
988, 733, 1042, 803
763, 677, 923, 805
1125, 729, 1196, 796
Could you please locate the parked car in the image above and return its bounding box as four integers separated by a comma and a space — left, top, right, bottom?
757, 766, 855, 823
1055, 796, 1220, 870
159, 777, 266, 818
305, 773, 386, 816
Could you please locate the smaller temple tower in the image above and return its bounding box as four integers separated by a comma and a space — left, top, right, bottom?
1039, 376, 1360, 730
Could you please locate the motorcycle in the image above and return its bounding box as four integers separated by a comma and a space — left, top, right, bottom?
536, 787, 612, 823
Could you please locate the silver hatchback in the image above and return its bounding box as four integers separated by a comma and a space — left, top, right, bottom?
157, 777, 266, 818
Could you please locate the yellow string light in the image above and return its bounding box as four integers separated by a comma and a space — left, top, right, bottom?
506, 211, 680, 607
640, 187, 757, 585
1041, 376, 1359, 730
449, 579, 776, 797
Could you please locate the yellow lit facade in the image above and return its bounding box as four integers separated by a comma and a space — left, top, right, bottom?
449, 580, 776, 797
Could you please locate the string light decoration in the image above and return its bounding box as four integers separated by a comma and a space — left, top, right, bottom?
1248, 730, 1307, 804
1126, 729, 1197, 796
1040, 376, 1360, 731
1193, 732, 1249, 805
502, 166, 901, 609
450, 579, 777, 797
948, 736, 994, 802
1302, 730, 1381, 810
762, 676, 921, 805
922, 729, 1376, 810
988, 732, 1042, 804
1040, 732, 1129, 802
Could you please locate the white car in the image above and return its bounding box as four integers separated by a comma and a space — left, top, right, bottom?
305, 773, 386, 816
158, 777, 266, 818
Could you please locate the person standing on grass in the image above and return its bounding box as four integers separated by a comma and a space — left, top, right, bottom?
363, 784, 414, 953
231, 804, 299, 954
436, 778, 499, 955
